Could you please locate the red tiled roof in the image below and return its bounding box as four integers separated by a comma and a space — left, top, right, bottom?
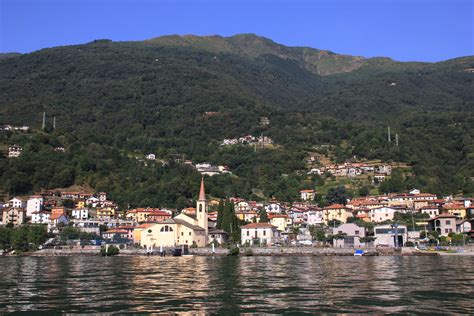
324, 204, 347, 210
242, 223, 276, 229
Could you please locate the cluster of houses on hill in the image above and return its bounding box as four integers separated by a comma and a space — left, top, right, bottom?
0, 125, 30, 132
221, 135, 274, 146
307, 161, 393, 182
1, 182, 473, 249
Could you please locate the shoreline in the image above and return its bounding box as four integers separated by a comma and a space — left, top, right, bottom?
6, 246, 473, 257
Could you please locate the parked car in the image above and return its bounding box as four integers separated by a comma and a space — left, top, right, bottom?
298, 240, 313, 246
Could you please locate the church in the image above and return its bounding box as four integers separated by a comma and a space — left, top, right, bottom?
140, 178, 209, 248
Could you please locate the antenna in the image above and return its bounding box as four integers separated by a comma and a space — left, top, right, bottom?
42, 112, 46, 130
387, 126, 391, 143
395, 134, 399, 147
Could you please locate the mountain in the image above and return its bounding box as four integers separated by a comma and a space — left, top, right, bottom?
0, 34, 473, 206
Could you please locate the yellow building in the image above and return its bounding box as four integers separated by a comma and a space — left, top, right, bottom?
268, 214, 292, 231
140, 178, 209, 248
323, 204, 353, 224
133, 223, 155, 244
75, 200, 85, 209
97, 207, 116, 219
442, 203, 466, 219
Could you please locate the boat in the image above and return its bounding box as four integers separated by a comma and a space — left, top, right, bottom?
354, 249, 365, 256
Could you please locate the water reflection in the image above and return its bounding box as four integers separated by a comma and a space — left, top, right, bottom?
0, 256, 472, 313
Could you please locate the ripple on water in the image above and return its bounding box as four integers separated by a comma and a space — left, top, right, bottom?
0, 256, 473, 313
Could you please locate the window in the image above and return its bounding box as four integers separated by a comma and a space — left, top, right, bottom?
445, 229, 449, 233
189, 232, 192, 236
247, 231, 249, 236
160, 225, 173, 232
446, 220, 451, 225
181, 232, 183, 236
263, 230, 266, 236
199, 204, 202, 212
355, 230, 359, 235
148, 229, 152, 233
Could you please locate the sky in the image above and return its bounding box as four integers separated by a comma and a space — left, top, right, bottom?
0, 0, 472, 62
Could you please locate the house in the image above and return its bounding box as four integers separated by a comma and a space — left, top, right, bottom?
2, 208, 26, 226
133, 223, 155, 244
265, 203, 283, 213
9, 197, 25, 209
374, 224, 408, 247
102, 229, 130, 241
48, 213, 69, 230
332, 223, 366, 248
322, 204, 353, 224
85, 196, 100, 207
31, 211, 51, 224
26, 195, 43, 217
420, 206, 440, 219
146, 154, 156, 160
428, 214, 457, 237
71, 208, 89, 220
97, 207, 116, 219
441, 203, 466, 219
235, 201, 250, 212
208, 227, 229, 245
268, 214, 292, 232
126, 208, 171, 223
456, 220, 471, 234
241, 223, 280, 246
300, 189, 316, 201
8, 144, 22, 158
369, 207, 398, 223
140, 179, 209, 248
306, 209, 324, 225
146, 210, 173, 222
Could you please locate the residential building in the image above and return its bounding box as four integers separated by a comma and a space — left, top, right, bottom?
241, 223, 280, 246
8, 144, 22, 158
428, 214, 457, 237
420, 206, 439, 219
323, 204, 353, 224
268, 214, 292, 232
31, 211, 51, 224
72, 208, 89, 220
442, 203, 466, 219
26, 195, 43, 217
2, 208, 26, 226
306, 209, 324, 225
300, 189, 315, 201
9, 197, 25, 209
97, 207, 116, 219
369, 207, 397, 223
332, 223, 366, 248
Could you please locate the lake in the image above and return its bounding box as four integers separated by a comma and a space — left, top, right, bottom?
0, 256, 472, 313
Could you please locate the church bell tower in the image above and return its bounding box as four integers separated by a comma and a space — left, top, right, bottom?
196, 177, 209, 237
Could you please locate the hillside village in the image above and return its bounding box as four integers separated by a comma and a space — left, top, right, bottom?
1, 177, 473, 254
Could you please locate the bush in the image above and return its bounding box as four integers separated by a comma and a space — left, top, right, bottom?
228, 246, 240, 256
100, 244, 119, 256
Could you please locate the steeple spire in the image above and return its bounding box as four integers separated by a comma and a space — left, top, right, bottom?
198, 177, 206, 201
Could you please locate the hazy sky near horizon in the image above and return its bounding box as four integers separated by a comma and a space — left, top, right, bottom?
0, 0, 472, 62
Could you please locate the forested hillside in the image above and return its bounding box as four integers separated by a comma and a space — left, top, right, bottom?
0, 34, 473, 207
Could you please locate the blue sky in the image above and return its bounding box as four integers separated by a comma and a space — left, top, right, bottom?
0, 0, 472, 62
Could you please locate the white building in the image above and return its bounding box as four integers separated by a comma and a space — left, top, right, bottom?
300, 190, 315, 201
8, 144, 22, 158
374, 224, 408, 247
146, 154, 156, 160
369, 207, 397, 223
306, 210, 324, 225
241, 223, 280, 246
26, 195, 43, 217
9, 197, 25, 209
86, 196, 100, 207
265, 203, 283, 213
31, 211, 51, 224
72, 208, 89, 220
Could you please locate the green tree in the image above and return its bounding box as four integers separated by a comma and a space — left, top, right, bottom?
259, 209, 269, 223
326, 186, 349, 205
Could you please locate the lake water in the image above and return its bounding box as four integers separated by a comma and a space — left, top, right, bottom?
0, 256, 472, 314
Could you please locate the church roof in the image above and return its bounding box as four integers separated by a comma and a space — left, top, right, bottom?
174, 218, 205, 231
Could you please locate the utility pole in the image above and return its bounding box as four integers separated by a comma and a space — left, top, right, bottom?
395, 133, 399, 147
387, 126, 391, 143
42, 112, 46, 130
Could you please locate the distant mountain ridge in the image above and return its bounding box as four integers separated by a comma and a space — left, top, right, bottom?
145, 33, 370, 76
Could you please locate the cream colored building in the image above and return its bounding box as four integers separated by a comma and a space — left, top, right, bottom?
323, 204, 353, 224
140, 179, 209, 248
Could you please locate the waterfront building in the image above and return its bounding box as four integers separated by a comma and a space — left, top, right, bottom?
369, 207, 398, 223
332, 223, 366, 248
373, 224, 408, 247
241, 222, 280, 246
140, 178, 209, 248
427, 214, 457, 236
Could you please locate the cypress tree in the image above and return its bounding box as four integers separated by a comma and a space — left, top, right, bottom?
216, 199, 224, 229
